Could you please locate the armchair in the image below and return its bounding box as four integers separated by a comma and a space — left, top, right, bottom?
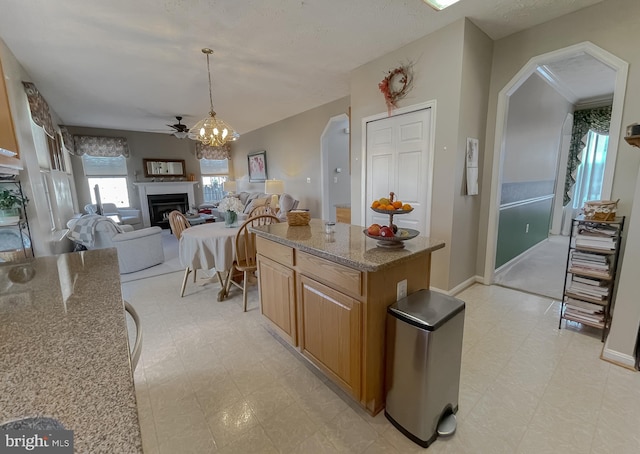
67, 215, 164, 274
84, 203, 142, 228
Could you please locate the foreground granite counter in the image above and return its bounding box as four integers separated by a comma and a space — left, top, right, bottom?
0, 249, 142, 453
251, 219, 445, 415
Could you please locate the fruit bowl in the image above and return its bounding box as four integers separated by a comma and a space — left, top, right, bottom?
371, 207, 413, 215
362, 228, 420, 249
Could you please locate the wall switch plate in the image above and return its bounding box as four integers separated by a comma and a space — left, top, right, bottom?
525, 223, 530, 233
334, 176, 338, 183
306, 177, 311, 183
397, 279, 407, 301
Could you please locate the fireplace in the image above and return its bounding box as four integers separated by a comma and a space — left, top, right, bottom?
147, 193, 188, 228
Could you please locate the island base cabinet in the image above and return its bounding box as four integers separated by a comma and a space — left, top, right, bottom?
257, 254, 297, 346
298, 275, 362, 400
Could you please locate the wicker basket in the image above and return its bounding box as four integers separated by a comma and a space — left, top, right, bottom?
286, 210, 310, 226
583, 199, 618, 221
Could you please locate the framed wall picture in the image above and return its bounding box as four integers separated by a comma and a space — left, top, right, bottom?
248, 150, 268, 182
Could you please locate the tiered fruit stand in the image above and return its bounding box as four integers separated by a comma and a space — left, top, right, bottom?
363, 192, 419, 249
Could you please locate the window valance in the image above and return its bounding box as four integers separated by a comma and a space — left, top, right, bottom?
72, 135, 130, 158
22, 82, 56, 138
195, 142, 231, 160
564, 106, 611, 205
59, 126, 75, 154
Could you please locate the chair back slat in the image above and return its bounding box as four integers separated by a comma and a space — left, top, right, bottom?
168, 211, 191, 240
235, 214, 280, 268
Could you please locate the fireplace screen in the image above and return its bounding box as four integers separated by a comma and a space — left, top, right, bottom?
147, 193, 188, 228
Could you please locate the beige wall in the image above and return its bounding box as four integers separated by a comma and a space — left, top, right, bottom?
230, 97, 350, 218
450, 20, 494, 289
502, 74, 573, 183
477, 0, 640, 360
67, 127, 211, 211
350, 19, 493, 290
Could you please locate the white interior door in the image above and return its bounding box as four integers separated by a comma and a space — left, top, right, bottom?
365, 108, 432, 235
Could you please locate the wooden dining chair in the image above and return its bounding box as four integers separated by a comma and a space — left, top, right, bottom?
248, 204, 278, 218
168, 210, 199, 297
229, 214, 280, 311
168, 210, 191, 240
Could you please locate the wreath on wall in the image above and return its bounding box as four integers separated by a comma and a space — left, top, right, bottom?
378, 63, 414, 115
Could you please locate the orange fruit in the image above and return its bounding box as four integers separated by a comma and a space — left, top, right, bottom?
371, 200, 380, 209
392, 201, 403, 209
385, 205, 395, 210
402, 203, 412, 211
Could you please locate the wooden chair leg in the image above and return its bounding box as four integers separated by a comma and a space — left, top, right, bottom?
216, 271, 224, 287
243, 270, 249, 312
180, 267, 191, 297
193, 268, 197, 283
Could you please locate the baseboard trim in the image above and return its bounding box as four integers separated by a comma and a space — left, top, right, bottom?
431, 275, 483, 296
601, 344, 637, 370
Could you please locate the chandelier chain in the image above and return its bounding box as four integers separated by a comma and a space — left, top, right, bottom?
206, 53, 214, 114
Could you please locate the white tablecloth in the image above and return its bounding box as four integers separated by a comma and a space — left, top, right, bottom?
179, 222, 239, 272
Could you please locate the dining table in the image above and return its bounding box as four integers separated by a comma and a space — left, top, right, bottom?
178, 221, 240, 301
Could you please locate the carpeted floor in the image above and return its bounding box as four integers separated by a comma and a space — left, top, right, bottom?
120, 229, 184, 283
494, 235, 569, 300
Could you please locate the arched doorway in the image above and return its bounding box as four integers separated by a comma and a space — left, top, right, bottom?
484, 42, 629, 288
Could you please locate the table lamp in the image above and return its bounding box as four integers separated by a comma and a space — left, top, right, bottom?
223, 180, 237, 194
265, 179, 285, 209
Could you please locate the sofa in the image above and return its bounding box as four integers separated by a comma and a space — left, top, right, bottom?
84, 203, 142, 228
202, 192, 299, 222
67, 215, 164, 274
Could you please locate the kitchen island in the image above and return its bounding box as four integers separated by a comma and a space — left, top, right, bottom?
251, 219, 445, 415
0, 249, 142, 453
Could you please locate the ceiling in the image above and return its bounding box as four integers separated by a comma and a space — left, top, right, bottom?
0, 0, 605, 136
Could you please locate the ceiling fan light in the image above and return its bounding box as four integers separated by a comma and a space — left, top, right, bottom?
173, 131, 188, 139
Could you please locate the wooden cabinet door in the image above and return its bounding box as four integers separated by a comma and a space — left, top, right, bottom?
298, 275, 361, 399
257, 254, 297, 346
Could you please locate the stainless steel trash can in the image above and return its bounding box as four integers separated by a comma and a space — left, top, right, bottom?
385, 289, 465, 448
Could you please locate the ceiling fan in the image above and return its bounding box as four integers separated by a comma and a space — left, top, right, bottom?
167, 116, 189, 139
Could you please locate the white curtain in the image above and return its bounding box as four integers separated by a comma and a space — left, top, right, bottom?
571, 130, 609, 209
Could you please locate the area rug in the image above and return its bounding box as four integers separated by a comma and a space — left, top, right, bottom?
119, 230, 183, 283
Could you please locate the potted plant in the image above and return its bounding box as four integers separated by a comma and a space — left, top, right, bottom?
0, 187, 24, 225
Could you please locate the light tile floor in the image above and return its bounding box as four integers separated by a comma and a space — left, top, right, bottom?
122, 272, 640, 454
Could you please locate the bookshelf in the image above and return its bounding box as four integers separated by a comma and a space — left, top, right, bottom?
559, 216, 624, 341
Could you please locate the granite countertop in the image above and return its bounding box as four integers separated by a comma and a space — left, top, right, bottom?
251, 219, 445, 272
0, 249, 142, 453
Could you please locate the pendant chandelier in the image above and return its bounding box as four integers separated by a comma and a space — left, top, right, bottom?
189, 48, 239, 146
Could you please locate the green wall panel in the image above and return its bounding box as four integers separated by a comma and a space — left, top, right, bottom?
496, 198, 553, 269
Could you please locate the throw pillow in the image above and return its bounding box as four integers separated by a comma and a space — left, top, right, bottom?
244, 197, 269, 214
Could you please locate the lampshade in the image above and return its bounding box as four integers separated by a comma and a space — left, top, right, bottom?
264, 179, 284, 195
223, 180, 237, 193
173, 131, 188, 139
188, 48, 239, 147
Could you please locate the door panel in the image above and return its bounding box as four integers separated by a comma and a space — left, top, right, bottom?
366, 109, 432, 235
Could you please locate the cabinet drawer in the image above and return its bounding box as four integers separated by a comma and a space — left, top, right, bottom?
256, 236, 294, 267
297, 251, 362, 297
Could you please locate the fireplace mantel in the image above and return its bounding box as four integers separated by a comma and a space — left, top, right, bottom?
134, 182, 198, 227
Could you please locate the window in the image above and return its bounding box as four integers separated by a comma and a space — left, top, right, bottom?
200, 158, 229, 203
572, 131, 608, 209
82, 155, 130, 207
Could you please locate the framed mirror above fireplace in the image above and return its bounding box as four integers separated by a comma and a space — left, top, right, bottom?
143, 159, 186, 178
